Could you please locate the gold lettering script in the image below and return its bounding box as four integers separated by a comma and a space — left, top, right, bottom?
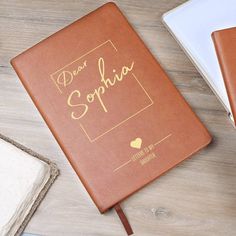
67, 57, 134, 120
56, 60, 87, 87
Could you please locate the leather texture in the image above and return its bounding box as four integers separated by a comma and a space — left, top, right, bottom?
212, 27, 236, 125
10, 2, 212, 213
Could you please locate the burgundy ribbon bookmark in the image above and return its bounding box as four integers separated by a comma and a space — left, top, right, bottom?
114, 203, 134, 235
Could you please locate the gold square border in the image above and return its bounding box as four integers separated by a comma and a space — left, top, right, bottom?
50, 40, 154, 142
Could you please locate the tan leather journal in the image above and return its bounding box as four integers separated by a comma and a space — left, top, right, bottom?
11, 2, 211, 235
212, 27, 236, 126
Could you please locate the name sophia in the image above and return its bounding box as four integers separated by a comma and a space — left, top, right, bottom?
67, 57, 134, 120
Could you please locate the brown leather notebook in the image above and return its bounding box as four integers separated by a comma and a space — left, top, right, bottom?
212, 27, 236, 126
11, 2, 211, 235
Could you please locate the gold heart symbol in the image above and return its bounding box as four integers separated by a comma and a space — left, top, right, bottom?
130, 138, 142, 149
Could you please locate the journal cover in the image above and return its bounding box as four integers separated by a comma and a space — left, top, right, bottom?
212, 27, 236, 126
11, 1, 211, 221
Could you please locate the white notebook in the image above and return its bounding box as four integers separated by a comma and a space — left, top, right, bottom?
162, 0, 236, 124
0, 135, 58, 236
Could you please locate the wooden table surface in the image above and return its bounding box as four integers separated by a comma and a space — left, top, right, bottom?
1, 0, 236, 235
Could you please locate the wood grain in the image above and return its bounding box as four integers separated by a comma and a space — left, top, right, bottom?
0, 0, 236, 235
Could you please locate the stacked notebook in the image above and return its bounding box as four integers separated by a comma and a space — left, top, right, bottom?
212, 27, 236, 127
0, 133, 58, 236
10, 3, 212, 235
162, 0, 236, 126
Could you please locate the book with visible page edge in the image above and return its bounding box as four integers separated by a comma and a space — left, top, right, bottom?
162, 0, 236, 127
212, 27, 236, 127
0, 133, 59, 236
10, 2, 211, 235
